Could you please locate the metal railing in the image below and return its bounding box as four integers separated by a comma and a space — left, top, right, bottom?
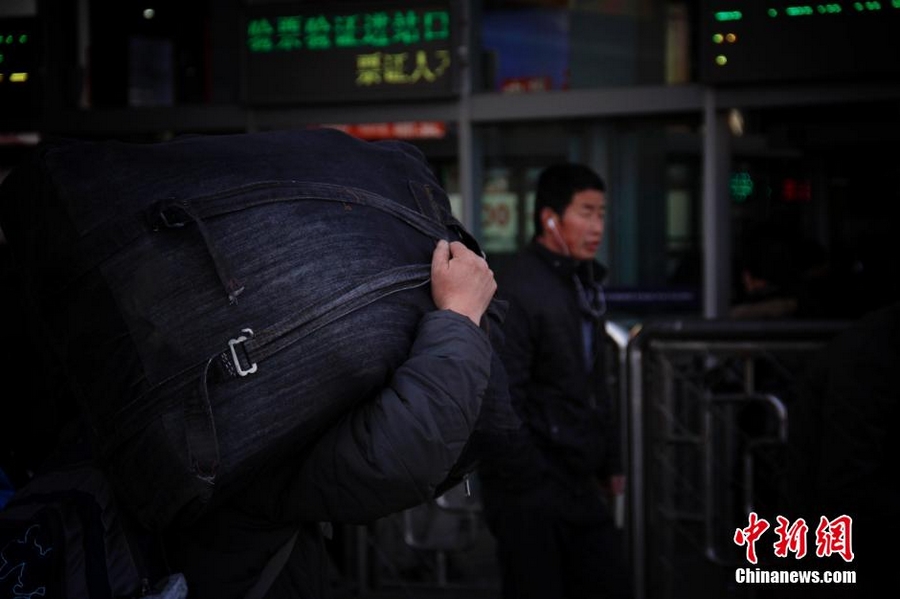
624, 319, 848, 599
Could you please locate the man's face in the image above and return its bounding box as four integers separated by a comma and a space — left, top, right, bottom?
558, 189, 606, 261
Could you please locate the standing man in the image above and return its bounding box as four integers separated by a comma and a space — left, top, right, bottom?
478, 162, 631, 599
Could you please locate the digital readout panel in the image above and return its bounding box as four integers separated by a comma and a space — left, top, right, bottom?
242, 2, 460, 105
0, 17, 39, 119
700, 1, 900, 84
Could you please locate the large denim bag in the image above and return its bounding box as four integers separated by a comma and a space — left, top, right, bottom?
0, 128, 483, 530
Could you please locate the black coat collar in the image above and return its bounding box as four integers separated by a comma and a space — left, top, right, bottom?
528, 239, 608, 285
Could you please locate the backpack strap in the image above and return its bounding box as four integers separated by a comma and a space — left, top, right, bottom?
61, 179, 455, 298
145, 181, 452, 304
207, 263, 431, 383
242, 530, 299, 599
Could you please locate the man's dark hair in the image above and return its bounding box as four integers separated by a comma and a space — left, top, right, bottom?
533, 162, 606, 237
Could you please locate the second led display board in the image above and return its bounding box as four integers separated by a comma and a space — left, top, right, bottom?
700, 1, 900, 85
242, 1, 460, 105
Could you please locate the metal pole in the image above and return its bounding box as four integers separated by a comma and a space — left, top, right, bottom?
701, 89, 732, 318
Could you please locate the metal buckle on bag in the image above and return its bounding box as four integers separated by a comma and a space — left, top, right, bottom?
228, 328, 257, 376
148, 200, 190, 229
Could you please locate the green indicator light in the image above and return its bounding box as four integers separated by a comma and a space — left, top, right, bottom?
715, 11, 742, 21
730, 172, 754, 202
854, 2, 864, 9
4, 35, 11, 44
786, 5, 814, 16
18, 34, 27, 44
768, 8, 779, 16
715, 54, 728, 66
893, 0, 900, 8
713, 33, 724, 43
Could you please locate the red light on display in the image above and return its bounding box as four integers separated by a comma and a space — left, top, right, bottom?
500, 76, 553, 93
318, 121, 446, 140
781, 178, 811, 202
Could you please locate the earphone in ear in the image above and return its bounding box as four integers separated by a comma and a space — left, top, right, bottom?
545, 215, 570, 256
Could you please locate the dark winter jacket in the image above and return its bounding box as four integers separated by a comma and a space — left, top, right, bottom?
165, 309, 496, 599
479, 241, 622, 518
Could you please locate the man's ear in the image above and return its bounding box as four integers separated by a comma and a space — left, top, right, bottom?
539, 207, 557, 232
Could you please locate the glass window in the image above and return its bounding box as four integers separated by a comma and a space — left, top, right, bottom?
479, 0, 695, 92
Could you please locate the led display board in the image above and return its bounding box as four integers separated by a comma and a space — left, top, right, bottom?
0, 17, 39, 120
242, 2, 460, 105
699, 1, 900, 84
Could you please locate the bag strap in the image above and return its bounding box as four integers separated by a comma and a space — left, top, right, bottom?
186, 262, 432, 482
147, 181, 453, 303
62, 180, 456, 294
242, 530, 299, 599
207, 263, 431, 383
151, 181, 452, 238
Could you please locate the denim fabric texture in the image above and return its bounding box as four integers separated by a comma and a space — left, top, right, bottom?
0, 128, 488, 530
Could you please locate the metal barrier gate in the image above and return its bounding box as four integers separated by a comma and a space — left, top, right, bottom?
625, 320, 848, 599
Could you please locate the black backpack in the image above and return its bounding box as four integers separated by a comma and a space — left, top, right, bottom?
0, 458, 182, 599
